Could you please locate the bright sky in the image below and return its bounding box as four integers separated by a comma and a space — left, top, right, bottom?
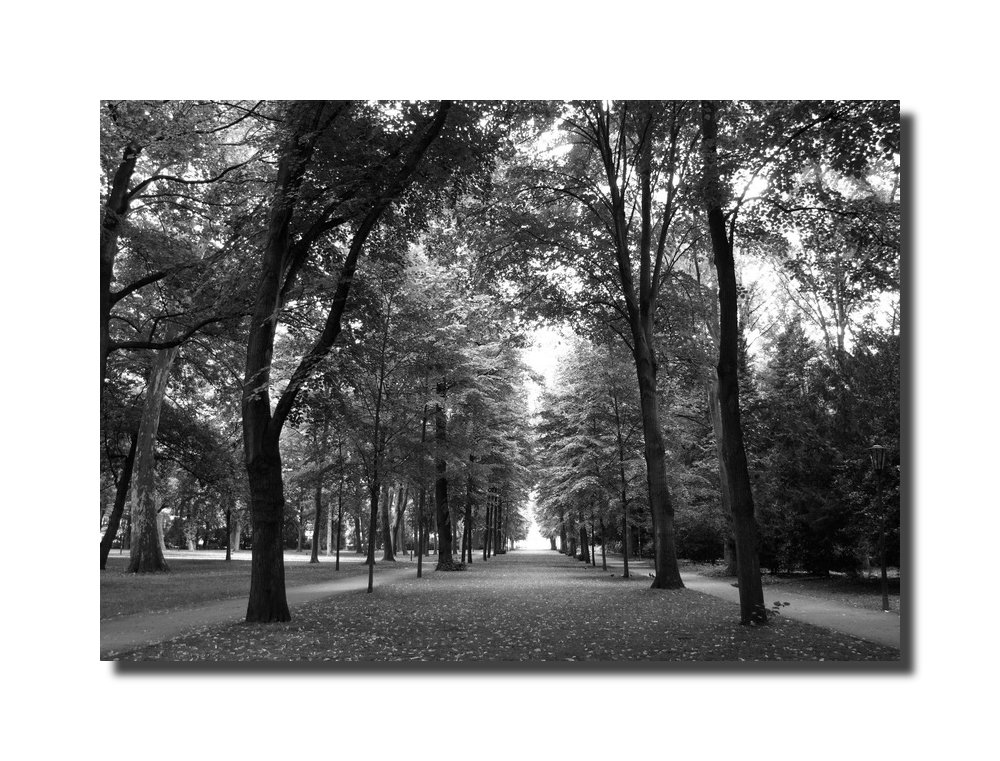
522, 324, 568, 416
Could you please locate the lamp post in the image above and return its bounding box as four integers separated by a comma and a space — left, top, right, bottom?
868, 444, 889, 612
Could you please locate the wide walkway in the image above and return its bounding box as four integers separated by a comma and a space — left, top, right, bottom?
101, 550, 900, 657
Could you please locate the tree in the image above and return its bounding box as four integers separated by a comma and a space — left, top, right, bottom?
100, 101, 264, 571
511, 101, 703, 588
100, 100, 265, 392
696, 99, 898, 620
241, 101, 456, 621
699, 101, 767, 622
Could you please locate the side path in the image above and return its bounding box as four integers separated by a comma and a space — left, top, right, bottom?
566, 552, 899, 649
100, 567, 412, 658
680, 574, 900, 649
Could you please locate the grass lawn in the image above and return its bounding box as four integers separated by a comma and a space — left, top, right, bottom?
109, 551, 900, 663
101, 552, 404, 620
683, 561, 902, 613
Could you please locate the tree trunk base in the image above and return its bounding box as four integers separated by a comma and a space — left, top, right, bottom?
126, 552, 170, 574
648, 575, 684, 590
435, 558, 466, 571
245, 601, 292, 623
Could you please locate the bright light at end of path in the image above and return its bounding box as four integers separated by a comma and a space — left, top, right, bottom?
521, 516, 551, 550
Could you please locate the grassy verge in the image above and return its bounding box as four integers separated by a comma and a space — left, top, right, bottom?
682, 561, 902, 613
101, 554, 414, 620
110, 552, 899, 662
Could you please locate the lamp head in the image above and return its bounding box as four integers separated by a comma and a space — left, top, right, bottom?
868, 444, 887, 472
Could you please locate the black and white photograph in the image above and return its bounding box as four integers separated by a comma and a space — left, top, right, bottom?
98, 99, 902, 663
9, 3, 996, 758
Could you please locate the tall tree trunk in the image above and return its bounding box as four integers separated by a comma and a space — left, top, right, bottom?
127, 346, 180, 573
381, 484, 396, 561
245, 439, 290, 621
296, 487, 304, 552
495, 499, 504, 555
590, 512, 597, 567
434, 377, 457, 569
365, 482, 380, 565
100, 429, 138, 570
393, 486, 408, 555
354, 512, 364, 553
464, 460, 475, 564
335, 473, 344, 571
230, 511, 242, 555
700, 100, 766, 625
367, 483, 379, 592
157, 507, 167, 555
417, 488, 426, 578
325, 495, 333, 557
311, 413, 330, 563
483, 499, 492, 560
709, 383, 739, 575
559, 510, 567, 555
594, 102, 683, 590
622, 507, 630, 578
310, 479, 323, 564
632, 336, 683, 588
101, 141, 141, 392
600, 517, 607, 570
578, 521, 590, 563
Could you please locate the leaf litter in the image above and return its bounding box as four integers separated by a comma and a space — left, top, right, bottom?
110, 551, 900, 662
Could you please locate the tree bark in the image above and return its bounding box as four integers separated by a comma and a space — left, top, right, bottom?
380, 484, 396, 561
392, 486, 408, 555
230, 510, 242, 555
559, 509, 567, 555
245, 439, 290, 621
632, 337, 684, 588
335, 471, 344, 571
367, 482, 379, 592
483, 499, 492, 560
578, 522, 590, 563
700, 100, 766, 625
600, 517, 607, 570
590, 513, 597, 567
325, 495, 333, 557
101, 140, 141, 392
622, 507, 630, 578
464, 458, 476, 564
127, 346, 180, 573
100, 429, 138, 570
709, 384, 739, 575
310, 478, 324, 564
417, 488, 426, 578
434, 377, 457, 569
495, 498, 504, 555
